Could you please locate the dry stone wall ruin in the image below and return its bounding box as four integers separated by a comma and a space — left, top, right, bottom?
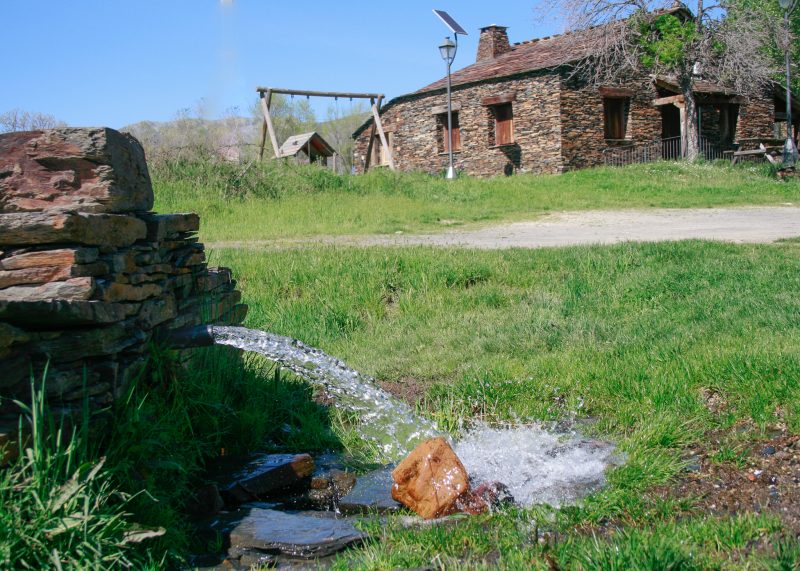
0, 128, 247, 420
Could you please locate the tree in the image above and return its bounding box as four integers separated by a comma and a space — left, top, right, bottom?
548, 0, 784, 159
317, 102, 369, 172
0, 109, 66, 133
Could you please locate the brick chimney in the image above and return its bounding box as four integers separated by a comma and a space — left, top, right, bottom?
477, 25, 511, 62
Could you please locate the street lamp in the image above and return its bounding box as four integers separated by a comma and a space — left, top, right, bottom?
778, 0, 798, 167
439, 36, 458, 179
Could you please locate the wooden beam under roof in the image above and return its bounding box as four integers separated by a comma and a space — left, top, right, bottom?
653, 94, 748, 107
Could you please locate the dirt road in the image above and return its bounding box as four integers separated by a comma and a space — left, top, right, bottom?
212, 206, 800, 250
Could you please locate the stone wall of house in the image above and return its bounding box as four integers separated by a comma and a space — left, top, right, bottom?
559, 73, 663, 170
356, 67, 780, 176
735, 94, 776, 147
0, 128, 247, 418
353, 72, 565, 177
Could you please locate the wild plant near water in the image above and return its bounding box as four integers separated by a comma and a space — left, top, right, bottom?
0, 374, 162, 569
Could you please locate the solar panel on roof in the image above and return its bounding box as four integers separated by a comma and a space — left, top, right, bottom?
433, 9, 468, 35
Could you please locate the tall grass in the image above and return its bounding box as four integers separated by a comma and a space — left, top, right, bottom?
152, 159, 800, 242
1, 345, 346, 567
0, 372, 158, 569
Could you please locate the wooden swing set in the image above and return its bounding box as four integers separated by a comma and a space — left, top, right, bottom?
256, 86, 395, 171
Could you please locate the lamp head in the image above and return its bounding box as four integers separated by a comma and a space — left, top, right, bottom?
439, 36, 457, 64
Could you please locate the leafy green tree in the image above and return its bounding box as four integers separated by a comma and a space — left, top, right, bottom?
551, 0, 785, 160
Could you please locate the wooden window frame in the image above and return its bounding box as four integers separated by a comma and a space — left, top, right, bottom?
490, 102, 514, 146
603, 97, 629, 140
438, 111, 461, 153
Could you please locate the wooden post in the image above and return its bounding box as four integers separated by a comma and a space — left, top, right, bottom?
364, 97, 377, 172
676, 101, 687, 159
258, 118, 268, 161
372, 95, 395, 171
259, 90, 280, 160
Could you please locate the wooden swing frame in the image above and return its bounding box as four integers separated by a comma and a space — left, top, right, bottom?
256, 87, 395, 172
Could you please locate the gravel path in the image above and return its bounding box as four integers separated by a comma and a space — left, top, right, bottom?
211, 206, 800, 250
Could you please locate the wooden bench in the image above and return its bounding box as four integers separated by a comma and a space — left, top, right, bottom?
730, 140, 784, 165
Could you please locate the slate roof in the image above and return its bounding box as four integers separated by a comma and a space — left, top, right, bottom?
352, 5, 696, 138
416, 27, 600, 96
278, 132, 335, 158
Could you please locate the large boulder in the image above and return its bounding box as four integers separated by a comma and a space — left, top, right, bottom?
391, 437, 471, 519
0, 128, 153, 214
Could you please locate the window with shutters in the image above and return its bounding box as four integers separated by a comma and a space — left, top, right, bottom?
489, 103, 514, 146
437, 112, 461, 153
603, 98, 629, 140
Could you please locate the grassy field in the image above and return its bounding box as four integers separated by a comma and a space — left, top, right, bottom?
211, 239, 800, 569
153, 160, 800, 242
7, 161, 800, 568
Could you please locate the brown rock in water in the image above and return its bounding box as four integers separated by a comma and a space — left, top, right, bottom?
218, 453, 315, 505
391, 437, 471, 519
455, 481, 516, 515
0, 128, 153, 214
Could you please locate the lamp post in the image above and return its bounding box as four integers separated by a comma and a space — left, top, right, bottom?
779, 0, 798, 167
439, 36, 458, 179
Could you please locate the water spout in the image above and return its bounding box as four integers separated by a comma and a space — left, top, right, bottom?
186, 326, 441, 461
162, 325, 216, 349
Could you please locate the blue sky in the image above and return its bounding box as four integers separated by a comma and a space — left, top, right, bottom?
3, 1, 560, 128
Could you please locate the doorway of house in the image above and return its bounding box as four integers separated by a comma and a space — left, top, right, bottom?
661, 105, 682, 159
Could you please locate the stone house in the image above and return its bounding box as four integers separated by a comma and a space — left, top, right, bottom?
353, 9, 798, 176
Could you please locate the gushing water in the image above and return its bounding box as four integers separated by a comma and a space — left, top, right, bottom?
455, 424, 621, 507
207, 326, 620, 504
210, 326, 440, 460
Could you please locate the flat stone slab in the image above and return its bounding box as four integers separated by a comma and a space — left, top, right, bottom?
228, 508, 365, 559
0, 299, 127, 326
0, 211, 146, 247
338, 466, 401, 515
214, 453, 314, 505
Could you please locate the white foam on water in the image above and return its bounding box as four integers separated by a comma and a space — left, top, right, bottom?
209, 326, 622, 502
455, 424, 620, 507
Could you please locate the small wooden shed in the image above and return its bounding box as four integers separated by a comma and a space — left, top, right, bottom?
278, 131, 335, 166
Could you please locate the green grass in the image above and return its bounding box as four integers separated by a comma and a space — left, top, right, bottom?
153, 160, 800, 243
209, 239, 800, 569
8, 160, 798, 568
1, 346, 344, 568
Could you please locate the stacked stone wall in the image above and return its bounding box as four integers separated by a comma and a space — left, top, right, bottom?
354, 72, 564, 177
0, 128, 246, 419
735, 95, 776, 146
355, 69, 780, 176
559, 72, 663, 170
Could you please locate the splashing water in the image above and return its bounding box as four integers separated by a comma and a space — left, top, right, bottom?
455, 424, 621, 507
209, 326, 440, 460
208, 326, 621, 503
